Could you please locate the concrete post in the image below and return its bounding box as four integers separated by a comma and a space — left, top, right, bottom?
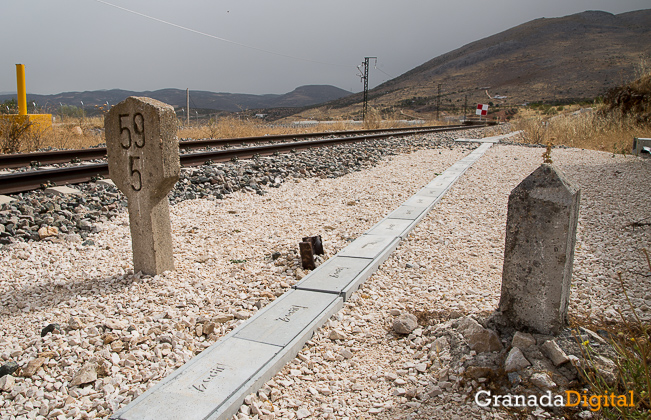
498, 164, 580, 335
105, 97, 180, 275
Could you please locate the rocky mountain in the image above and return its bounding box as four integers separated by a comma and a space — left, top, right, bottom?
0, 85, 352, 113
313, 9, 651, 118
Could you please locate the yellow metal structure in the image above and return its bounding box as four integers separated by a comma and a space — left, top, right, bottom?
0, 64, 53, 146
16, 64, 27, 116
0, 114, 52, 129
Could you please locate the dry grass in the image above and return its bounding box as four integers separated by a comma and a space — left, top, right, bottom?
178, 117, 297, 140
512, 69, 651, 153
0, 116, 105, 153
0, 113, 432, 154
363, 107, 383, 130
511, 106, 648, 153
46, 117, 106, 150
177, 115, 421, 140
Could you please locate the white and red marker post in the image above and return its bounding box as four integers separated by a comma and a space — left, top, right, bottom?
476, 103, 489, 121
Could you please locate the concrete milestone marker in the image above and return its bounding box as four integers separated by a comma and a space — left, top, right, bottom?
105, 97, 180, 275
498, 164, 580, 335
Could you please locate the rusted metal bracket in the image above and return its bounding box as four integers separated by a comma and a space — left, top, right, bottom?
299, 235, 323, 270
303, 235, 323, 255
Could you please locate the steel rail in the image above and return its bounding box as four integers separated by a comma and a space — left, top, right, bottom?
0, 124, 484, 195
175, 124, 470, 150
177, 125, 476, 165
0, 124, 480, 169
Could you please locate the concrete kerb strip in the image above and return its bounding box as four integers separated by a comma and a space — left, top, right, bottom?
455, 130, 522, 143
96, 179, 116, 187
44, 186, 82, 196
114, 289, 343, 420
112, 136, 505, 420
297, 142, 494, 301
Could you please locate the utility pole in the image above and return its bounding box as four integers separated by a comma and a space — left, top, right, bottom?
358, 57, 377, 122
186, 88, 190, 126
464, 95, 468, 122
436, 83, 442, 121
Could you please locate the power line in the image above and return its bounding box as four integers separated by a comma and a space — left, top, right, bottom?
94, 0, 352, 69
375, 66, 395, 79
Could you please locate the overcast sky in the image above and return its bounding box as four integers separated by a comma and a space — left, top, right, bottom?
1, 0, 648, 96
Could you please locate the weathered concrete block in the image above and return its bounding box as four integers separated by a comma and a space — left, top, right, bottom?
96, 179, 116, 187
0, 195, 16, 205
105, 97, 180, 275
44, 186, 81, 196
498, 164, 580, 335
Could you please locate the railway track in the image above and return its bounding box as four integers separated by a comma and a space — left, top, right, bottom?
0, 124, 486, 195
0, 125, 483, 170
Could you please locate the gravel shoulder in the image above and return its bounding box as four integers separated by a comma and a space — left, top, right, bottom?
249, 145, 650, 420
0, 136, 649, 420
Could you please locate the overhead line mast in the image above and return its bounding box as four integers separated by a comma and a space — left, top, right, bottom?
358, 57, 377, 122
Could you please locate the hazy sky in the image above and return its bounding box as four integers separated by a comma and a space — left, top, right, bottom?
1, 0, 649, 96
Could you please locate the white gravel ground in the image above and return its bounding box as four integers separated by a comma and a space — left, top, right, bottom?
0, 137, 649, 420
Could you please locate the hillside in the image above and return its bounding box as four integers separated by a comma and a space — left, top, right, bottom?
604, 71, 651, 123
0, 84, 352, 114
301, 9, 651, 120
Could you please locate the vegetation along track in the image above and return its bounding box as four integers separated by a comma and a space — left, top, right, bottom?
0, 124, 487, 194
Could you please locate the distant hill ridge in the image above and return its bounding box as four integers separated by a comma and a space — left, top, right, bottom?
0, 84, 352, 113
319, 9, 651, 116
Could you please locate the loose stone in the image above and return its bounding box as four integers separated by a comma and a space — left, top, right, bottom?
70, 362, 98, 387
340, 348, 353, 359
329, 329, 347, 340
296, 408, 311, 419
504, 347, 531, 372
40, 323, 61, 337
0, 374, 15, 392
511, 331, 536, 349
20, 357, 46, 377
541, 340, 570, 366
530, 372, 557, 390
213, 314, 235, 324
68, 316, 85, 330
393, 314, 418, 335
457, 317, 502, 353
0, 361, 19, 377
38, 226, 59, 239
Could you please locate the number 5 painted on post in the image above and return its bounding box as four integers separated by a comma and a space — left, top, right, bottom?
129, 155, 142, 191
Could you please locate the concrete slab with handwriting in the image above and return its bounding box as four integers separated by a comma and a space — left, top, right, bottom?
338, 234, 400, 259
235, 289, 342, 347
402, 194, 437, 209
365, 218, 416, 238
294, 256, 372, 294
112, 337, 279, 420
386, 205, 428, 220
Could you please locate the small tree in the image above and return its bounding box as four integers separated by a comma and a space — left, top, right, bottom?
1, 99, 18, 115
0, 117, 33, 153
57, 105, 84, 119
